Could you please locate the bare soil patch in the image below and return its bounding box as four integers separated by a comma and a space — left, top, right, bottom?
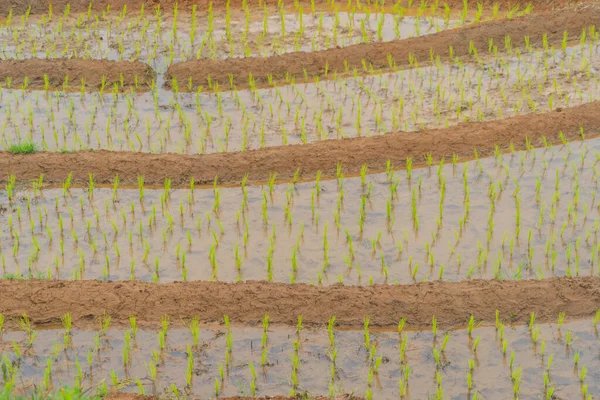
166, 6, 600, 90
0, 59, 155, 91
104, 394, 157, 400
1, 100, 599, 187
104, 395, 353, 399
1, 277, 599, 329
221, 397, 360, 400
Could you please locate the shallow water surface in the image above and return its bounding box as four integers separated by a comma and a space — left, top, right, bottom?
1, 317, 598, 399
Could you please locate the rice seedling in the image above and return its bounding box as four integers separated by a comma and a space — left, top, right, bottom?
0, 0, 594, 156
187, 316, 200, 348
2, 2, 600, 395
11, 124, 600, 284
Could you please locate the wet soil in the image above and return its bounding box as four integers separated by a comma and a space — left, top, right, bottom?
1, 277, 600, 329
0, 59, 156, 91
1, 100, 599, 186
220, 397, 361, 399
105, 394, 157, 400
166, 6, 600, 90
104, 393, 349, 399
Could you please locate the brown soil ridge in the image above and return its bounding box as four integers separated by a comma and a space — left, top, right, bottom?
0, 59, 155, 91
104, 394, 156, 400
166, 6, 600, 91
105, 395, 356, 400
4, 0, 588, 15
104, 392, 356, 400
106, 395, 355, 400
221, 397, 360, 400
1, 277, 599, 329
1, 101, 599, 187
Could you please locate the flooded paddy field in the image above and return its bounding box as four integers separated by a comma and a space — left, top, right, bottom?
1, 139, 600, 285
2, 0, 600, 398
1, 315, 599, 399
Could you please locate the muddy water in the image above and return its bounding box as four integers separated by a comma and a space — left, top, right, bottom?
0, 42, 596, 154
0, 6, 586, 154
1, 7, 454, 69
1, 317, 599, 398
0, 135, 599, 285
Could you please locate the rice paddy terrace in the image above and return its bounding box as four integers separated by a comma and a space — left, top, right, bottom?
1, 0, 600, 398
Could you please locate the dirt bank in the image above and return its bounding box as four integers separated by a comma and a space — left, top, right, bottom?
105, 394, 356, 400
166, 6, 600, 90
1, 277, 600, 329
220, 397, 360, 400
0, 100, 598, 187
105, 394, 156, 400
0, 59, 155, 91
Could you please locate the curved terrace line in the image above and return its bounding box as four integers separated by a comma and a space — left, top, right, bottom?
0, 101, 597, 186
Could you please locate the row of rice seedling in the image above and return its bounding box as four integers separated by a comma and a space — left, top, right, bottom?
0, 29, 597, 154
1, 311, 599, 399
1, 1, 597, 399
0, 0, 469, 71
0, 0, 566, 154
1, 135, 599, 284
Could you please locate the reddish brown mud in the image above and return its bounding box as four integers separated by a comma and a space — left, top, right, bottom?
1, 277, 599, 329
0, 59, 155, 91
